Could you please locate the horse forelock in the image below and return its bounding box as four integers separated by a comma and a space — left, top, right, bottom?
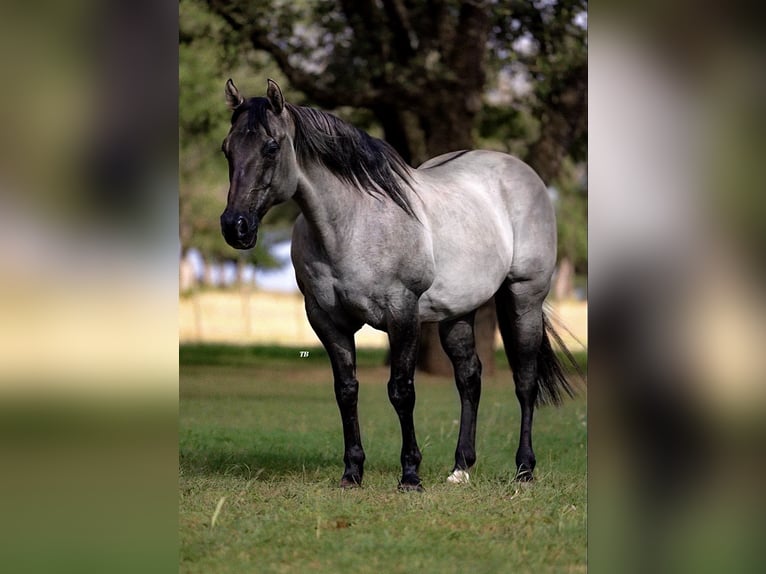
231, 97, 274, 136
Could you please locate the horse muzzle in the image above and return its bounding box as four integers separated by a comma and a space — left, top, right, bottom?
220, 211, 258, 250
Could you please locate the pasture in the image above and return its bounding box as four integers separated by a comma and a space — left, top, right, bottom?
180, 345, 586, 573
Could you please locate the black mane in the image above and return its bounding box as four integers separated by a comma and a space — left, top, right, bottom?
233, 98, 416, 217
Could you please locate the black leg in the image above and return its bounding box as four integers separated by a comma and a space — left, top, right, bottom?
439, 312, 481, 483
304, 296, 365, 487
386, 295, 423, 491
497, 281, 547, 481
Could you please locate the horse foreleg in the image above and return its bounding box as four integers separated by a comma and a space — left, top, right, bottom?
305, 296, 365, 487
386, 297, 423, 491
439, 312, 481, 484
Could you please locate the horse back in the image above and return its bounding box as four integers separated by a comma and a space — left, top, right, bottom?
413, 150, 557, 319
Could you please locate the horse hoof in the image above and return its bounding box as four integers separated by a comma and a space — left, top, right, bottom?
514, 468, 535, 482
340, 476, 362, 489
397, 479, 424, 492
447, 469, 470, 484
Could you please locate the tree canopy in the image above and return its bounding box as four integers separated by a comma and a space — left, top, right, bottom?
181, 0, 587, 276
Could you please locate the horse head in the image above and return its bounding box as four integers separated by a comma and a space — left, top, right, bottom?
219, 79, 298, 249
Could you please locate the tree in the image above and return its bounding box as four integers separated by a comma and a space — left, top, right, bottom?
553, 159, 588, 299
491, 1, 588, 301
206, 0, 494, 165
180, 0, 299, 274
203, 0, 587, 369
491, 0, 587, 181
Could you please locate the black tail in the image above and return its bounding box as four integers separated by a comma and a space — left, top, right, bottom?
536, 311, 582, 406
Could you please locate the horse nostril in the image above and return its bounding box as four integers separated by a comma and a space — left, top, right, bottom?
235, 216, 249, 238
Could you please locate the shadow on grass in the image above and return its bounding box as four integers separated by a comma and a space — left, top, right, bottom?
179, 421, 349, 480
179, 427, 405, 482
180, 444, 340, 480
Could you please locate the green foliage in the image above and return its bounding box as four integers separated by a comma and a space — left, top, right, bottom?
554, 159, 588, 273
475, 104, 538, 157
184, 0, 588, 268
180, 350, 586, 572
179, 0, 299, 264
488, 1, 587, 178
179, 0, 233, 181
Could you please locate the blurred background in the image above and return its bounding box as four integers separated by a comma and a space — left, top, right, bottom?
0, 1, 178, 572
178, 0, 588, 373
588, 3, 766, 573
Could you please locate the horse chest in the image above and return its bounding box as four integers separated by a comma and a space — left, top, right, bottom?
298, 258, 389, 329
292, 216, 433, 331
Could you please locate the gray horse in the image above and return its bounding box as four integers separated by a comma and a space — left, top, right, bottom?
219, 79, 576, 490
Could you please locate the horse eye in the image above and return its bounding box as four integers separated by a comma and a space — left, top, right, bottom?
262, 140, 280, 157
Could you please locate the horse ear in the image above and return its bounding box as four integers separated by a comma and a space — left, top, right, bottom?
225, 79, 244, 110
266, 79, 284, 115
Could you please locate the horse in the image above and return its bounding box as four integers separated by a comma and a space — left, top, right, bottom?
219, 78, 578, 490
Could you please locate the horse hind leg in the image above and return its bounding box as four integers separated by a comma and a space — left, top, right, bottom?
496, 278, 550, 481
439, 312, 481, 484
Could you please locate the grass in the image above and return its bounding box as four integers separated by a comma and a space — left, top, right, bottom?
180, 345, 586, 573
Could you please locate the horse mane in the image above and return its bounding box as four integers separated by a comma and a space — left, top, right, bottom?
233, 98, 416, 218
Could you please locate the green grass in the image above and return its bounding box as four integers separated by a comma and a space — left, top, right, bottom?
180, 345, 586, 573
179, 344, 389, 369
179, 343, 587, 373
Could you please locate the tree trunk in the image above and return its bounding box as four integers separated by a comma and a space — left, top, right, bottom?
473, 299, 497, 376
417, 322, 450, 376
416, 299, 497, 376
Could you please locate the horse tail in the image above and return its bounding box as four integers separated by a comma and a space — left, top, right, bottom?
535, 311, 581, 406
495, 297, 582, 407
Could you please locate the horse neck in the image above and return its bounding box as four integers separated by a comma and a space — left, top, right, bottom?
293, 160, 359, 251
